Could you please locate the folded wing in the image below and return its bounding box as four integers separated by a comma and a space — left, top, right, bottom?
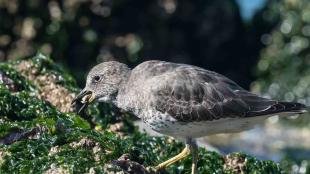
150, 65, 306, 122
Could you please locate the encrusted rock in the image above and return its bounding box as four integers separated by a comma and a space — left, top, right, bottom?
69, 137, 104, 162
108, 122, 125, 137
14, 60, 75, 112
103, 163, 126, 174
224, 153, 247, 174
48, 146, 61, 156
111, 154, 154, 174
43, 164, 69, 174
69, 137, 97, 148
0, 126, 48, 145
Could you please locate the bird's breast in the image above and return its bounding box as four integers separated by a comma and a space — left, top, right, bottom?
140, 109, 270, 138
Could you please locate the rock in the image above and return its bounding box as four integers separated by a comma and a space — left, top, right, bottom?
112, 154, 153, 174
0, 126, 48, 145
43, 164, 69, 174
13, 59, 76, 112
224, 153, 247, 173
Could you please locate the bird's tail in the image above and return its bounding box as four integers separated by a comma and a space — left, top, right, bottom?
277, 101, 308, 114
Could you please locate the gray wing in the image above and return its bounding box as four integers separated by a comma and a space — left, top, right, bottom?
149, 63, 305, 122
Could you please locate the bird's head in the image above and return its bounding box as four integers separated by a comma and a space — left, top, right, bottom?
72, 61, 131, 113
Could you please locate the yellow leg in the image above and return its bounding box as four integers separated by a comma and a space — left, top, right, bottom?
155, 144, 190, 171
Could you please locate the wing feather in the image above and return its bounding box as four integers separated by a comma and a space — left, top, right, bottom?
146, 62, 306, 122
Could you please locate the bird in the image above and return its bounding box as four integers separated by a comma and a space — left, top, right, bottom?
72, 60, 308, 174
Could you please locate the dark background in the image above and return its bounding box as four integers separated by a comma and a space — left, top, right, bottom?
0, 0, 277, 88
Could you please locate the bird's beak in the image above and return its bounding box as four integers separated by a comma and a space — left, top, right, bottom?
71, 89, 95, 114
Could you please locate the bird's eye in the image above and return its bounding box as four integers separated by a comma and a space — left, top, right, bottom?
93, 75, 101, 82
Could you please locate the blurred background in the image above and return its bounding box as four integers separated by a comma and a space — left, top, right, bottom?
0, 0, 309, 172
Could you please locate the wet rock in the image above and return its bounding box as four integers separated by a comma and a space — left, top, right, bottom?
112, 154, 154, 174
0, 126, 48, 145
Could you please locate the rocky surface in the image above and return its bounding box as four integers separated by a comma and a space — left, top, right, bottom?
0, 54, 283, 173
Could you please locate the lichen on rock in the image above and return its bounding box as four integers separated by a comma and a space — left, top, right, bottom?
0, 54, 284, 174
43, 164, 70, 174
13, 55, 76, 112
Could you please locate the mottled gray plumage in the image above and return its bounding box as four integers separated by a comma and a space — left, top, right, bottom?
74, 60, 307, 137
117, 60, 305, 121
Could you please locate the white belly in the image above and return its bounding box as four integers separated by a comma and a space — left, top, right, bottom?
142, 110, 271, 138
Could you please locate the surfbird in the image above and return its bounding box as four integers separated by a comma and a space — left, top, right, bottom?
72, 60, 308, 174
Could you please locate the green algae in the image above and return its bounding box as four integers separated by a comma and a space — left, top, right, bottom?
0, 86, 57, 121
17, 53, 78, 93
0, 64, 35, 92
0, 54, 284, 174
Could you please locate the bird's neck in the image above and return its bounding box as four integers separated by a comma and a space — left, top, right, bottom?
115, 71, 132, 111
115, 96, 140, 116
118, 69, 131, 94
